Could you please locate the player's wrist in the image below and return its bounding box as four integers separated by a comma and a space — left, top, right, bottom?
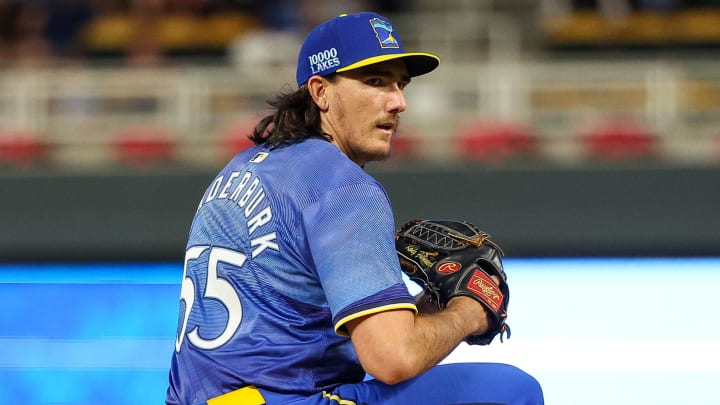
446, 296, 488, 334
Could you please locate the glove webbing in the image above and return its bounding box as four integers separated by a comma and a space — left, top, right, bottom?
402, 221, 502, 255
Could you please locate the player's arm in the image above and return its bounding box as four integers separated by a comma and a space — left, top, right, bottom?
345, 296, 490, 385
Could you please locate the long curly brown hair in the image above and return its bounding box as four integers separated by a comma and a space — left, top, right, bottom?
249, 76, 337, 149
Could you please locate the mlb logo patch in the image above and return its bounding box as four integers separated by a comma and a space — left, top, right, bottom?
370, 17, 399, 48
249, 152, 269, 163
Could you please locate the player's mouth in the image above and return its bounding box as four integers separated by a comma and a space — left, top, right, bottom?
376, 121, 397, 136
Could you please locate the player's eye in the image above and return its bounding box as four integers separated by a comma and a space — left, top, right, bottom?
366, 77, 384, 87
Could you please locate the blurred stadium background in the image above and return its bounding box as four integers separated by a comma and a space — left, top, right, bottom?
1, 0, 719, 404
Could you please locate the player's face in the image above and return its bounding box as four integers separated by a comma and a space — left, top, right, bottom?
321, 59, 411, 166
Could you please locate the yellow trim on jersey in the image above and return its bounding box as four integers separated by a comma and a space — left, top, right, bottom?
322, 391, 357, 405
334, 303, 418, 336
206, 385, 265, 405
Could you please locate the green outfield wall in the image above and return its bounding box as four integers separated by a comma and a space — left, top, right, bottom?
2, 165, 717, 261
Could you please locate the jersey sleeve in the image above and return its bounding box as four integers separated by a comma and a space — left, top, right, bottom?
302, 181, 417, 335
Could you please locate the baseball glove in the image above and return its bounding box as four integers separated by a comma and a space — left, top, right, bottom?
395, 219, 510, 345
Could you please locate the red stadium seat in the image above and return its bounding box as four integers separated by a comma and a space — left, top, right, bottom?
218, 120, 257, 160
220, 121, 422, 161
389, 126, 423, 160
111, 126, 177, 168
454, 120, 539, 164
579, 118, 660, 162
0, 129, 51, 168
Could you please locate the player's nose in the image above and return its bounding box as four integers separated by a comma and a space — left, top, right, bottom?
387, 85, 407, 113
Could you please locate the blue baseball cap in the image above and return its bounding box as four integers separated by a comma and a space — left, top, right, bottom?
296, 12, 440, 86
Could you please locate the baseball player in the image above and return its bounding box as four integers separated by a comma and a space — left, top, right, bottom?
166, 11, 543, 405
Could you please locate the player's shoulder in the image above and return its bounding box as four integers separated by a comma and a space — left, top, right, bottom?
299, 139, 376, 182
277, 138, 369, 177
275, 139, 384, 201
222, 138, 377, 188
285, 137, 346, 160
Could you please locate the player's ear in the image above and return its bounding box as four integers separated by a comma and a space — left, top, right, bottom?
307, 75, 329, 111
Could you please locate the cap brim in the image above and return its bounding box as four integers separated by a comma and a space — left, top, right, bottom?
336, 52, 440, 78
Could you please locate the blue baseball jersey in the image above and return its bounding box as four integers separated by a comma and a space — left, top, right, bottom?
166, 138, 417, 405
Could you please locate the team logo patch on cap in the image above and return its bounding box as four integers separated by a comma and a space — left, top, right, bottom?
370, 17, 399, 49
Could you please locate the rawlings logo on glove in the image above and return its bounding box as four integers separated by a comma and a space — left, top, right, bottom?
466, 269, 504, 312
396, 219, 510, 345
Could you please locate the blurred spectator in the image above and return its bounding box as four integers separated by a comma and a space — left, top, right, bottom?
228, 29, 300, 68
0, 1, 22, 60
572, 0, 601, 10
0, 0, 99, 66
635, 0, 684, 11
0, 1, 52, 66
228, 0, 373, 68
42, 0, 95, 59
125, 0, 167, 66
298, 0, 378, 31
573, 0, 685, 11
371, 0, 410, 13
1, 0, 413, 67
